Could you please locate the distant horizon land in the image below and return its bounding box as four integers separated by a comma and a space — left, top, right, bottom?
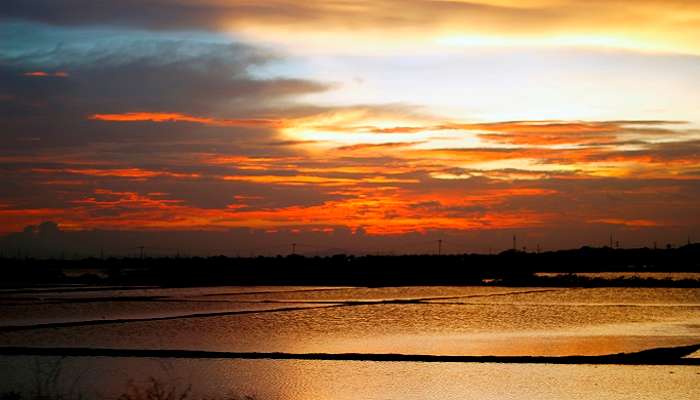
2, 243, 700, 260
1, 220, 697, 258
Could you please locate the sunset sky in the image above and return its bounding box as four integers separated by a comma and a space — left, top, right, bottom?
1, 1, 699, 254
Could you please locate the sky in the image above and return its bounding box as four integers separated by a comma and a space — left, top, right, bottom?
1, 1, 699, 255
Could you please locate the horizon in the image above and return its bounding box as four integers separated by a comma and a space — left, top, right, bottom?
3, 242, 699, 260
1, 220, 697, 258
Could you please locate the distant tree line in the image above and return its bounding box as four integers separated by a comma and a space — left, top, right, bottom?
1, 244, 698, 287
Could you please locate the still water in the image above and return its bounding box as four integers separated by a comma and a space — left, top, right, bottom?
1, 285, 699, 399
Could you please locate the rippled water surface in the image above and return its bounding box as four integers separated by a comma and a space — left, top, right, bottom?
1, 284, 699, 398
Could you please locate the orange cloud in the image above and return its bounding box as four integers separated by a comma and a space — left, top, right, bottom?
589, 218, 660, 228
23, 71, 69, 77
0, 184, 559, 235
222, 174, 417, 186
210, 185, 557, 235
337, 141, 425, 151
88, 112, 284, 128
476, 132, 617, 146
283, 115, 690, 158
32, 168, 200, 179
5, 112, 699, 238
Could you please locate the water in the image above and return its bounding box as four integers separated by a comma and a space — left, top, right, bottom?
2, 357, 699, 400
1, 285, 699, 398
535, 272, 700, 281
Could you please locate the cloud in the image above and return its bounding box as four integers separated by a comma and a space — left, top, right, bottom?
2, 98, 697, 239
31, 167, 200, 179
1, 10, 699, 248
0, 38, 329, 149
283, 117, 692, 151
3, 1, 700, 54
589, 218, 660, 228
22, 71, 68, 77
88, 112, 284, 128
337, 142, 426, 151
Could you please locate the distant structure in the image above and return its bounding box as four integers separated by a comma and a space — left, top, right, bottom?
437, 239, 442, 256
513, 235, 517, 251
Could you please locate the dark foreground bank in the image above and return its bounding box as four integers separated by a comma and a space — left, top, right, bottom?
1, 343, 699, 365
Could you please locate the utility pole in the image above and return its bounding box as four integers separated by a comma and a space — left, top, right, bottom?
609, 233, 613, 248
513, 235, 517, 251
138, 246, 145, 259
536, 244, 541, 254
437, 239, 442, 256
291, 243, 297, 255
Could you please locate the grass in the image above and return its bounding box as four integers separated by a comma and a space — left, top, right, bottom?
0, 359, 256, 400
2, 378, 257, 400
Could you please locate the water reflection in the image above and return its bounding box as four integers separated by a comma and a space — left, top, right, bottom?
1, 285, 699, 398
1, 286, 699, 357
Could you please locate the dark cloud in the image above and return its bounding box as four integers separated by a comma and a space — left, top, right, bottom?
0, 38, 328, 148
1, 0, 231, 30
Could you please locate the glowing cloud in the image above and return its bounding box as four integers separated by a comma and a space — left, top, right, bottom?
89, 112, 284, 128
23, 71, 69, 77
